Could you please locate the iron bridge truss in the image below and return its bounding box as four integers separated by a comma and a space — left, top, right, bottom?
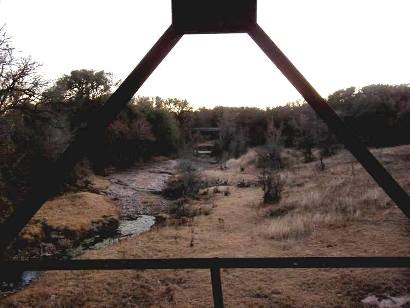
1, 1, 409, 307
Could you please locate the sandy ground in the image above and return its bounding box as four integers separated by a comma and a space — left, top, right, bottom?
1, 146, 410, 307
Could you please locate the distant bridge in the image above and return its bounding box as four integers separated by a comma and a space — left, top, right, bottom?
191, 128, 220, 156
192, 127, 220, 133
192, 127, 220, 140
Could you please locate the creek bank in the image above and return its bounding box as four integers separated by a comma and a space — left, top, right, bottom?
1, 192, 120, 294
15, 192, 119, 258
8, 159, 179, 259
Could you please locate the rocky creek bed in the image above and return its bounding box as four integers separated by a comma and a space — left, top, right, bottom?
104, 159, 178, 218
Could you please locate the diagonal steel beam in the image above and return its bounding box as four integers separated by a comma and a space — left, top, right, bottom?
0, 26, 183, 252
248, 24, 410, 218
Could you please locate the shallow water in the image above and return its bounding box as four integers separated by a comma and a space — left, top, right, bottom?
88, 215, 157, 251
0, 271, 41, 293
118, 215, 156, 237
21, 271, 40, 286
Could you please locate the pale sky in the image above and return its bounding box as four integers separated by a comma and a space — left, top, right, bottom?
1, 0, 409, 109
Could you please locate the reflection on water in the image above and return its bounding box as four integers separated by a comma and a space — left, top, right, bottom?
90, 215, 156, 250
1, 271, 40, 293
119, 215, 156, 237
21, 271, 40, 286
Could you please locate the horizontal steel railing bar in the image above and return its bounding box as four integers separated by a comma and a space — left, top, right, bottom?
1, 257, 410, 272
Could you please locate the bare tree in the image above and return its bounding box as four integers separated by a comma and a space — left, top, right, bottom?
0, 26, 45, 115
258, 118, 284, 169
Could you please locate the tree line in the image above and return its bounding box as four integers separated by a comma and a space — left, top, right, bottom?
192, 84, 410, 162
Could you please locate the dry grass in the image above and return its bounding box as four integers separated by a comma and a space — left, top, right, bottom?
226, 148, 258, 171
20, 192, 119, 242
264, 214, 314, 240
262, 188, 361, 240
258, 145, 408, 241
3, 145, 410, 307
87, 174, 111, 191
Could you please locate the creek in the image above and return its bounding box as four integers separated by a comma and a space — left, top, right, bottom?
1, 159, 178, 294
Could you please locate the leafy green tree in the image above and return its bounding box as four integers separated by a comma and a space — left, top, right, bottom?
43, 69, 113, 131
161, 97, 193, 143
44, 69, 112, 104
144, 108, 180, 155
162, 98, 193, 122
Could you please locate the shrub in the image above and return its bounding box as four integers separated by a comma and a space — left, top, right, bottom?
258, 169, 285, 204
162, 160, 201, 199
168, 199, 192, 218
256, 146, 283, 170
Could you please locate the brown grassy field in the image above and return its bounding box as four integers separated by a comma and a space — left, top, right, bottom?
19, 192, 119, 246
1, 145, 409, 307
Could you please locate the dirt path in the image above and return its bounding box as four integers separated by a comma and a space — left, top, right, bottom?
2, 149, 410, 307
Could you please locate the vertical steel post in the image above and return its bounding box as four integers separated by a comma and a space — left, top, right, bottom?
210, 266, 225, 308
248, 24, 410, 218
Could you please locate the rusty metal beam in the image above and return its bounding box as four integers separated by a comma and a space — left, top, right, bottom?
172, 0, 257, 34
248, 24, 410, 218
0, 3, 409, 307
1, 257, 408, 308
1, 257, 409, 272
